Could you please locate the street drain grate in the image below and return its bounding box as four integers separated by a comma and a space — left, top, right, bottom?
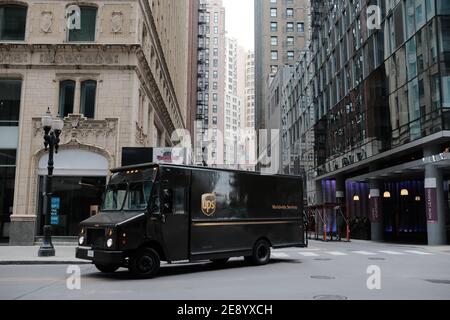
311, 275, 335, 280
425, 279, 450, 285
314, 295, 348, 300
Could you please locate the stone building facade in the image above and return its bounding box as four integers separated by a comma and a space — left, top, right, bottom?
0, 0, 196, 245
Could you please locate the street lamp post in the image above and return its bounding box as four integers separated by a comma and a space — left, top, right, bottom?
38, 108, 64, 257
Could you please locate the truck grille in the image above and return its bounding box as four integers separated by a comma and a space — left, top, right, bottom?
86, 228, 105, 248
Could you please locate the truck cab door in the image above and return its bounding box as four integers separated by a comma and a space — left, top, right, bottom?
159, 169, 190, 261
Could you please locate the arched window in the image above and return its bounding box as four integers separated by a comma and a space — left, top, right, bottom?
80, 80, 97, 119
68, 5, 97, 42
0, 4, 27, 41
59, 80, 75, 118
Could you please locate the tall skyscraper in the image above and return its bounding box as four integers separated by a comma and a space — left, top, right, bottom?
245, 51, 255, 129
195, 0, 226, 166
254, 0, 310, 135
195, 0, 247, 169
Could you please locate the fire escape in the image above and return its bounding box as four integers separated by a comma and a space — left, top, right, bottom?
196, 0, 210, 166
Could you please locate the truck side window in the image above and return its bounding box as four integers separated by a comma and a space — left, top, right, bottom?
173, 187, 186, 215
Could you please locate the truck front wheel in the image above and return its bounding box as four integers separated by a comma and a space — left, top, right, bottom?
129, 248, 161, 279
246, 239, 271, 266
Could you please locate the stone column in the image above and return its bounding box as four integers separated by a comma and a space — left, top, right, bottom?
424, 145, 448, 245
315, 179, 324, 240
335, 175, 347, 240
369, 179, 383, 242
74, 79, 81, 114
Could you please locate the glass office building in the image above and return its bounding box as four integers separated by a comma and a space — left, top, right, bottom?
283, 0, 450, 244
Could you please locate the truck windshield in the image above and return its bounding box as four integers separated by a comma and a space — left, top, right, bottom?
102, 181, 152, 211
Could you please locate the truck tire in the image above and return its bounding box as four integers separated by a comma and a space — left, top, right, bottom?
246, 239, 271, 266
129, 248, 161, 279
95, 264, 120, 273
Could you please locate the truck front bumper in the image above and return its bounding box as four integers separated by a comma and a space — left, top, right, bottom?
76, 247, 125, 265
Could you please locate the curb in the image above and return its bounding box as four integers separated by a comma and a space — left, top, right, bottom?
0, 261, 91, 266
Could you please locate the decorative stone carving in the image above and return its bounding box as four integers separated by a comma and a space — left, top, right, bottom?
32, 115, 119, 164
135, 121, 148, 145
40, 11, 53, 33
111, 11, 124, 33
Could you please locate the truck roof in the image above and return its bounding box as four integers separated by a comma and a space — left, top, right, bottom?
110, 162, 302, 180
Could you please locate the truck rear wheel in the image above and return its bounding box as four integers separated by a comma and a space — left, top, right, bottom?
129, 248, 161, 279
95, 264, 120, 273
246, 239, 271, 266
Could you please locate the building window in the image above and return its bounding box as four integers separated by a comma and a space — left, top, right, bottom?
214, 12, 219, 24
68, 6, 97, 42
271, 36, 278, 46
286, 8, 294, 18
212, 116, 217, 125
0, 79, 21, 126
213, 37, 218, 46
213, 105, 217, 113
0, 5, 27, 41
59, 80, 76, 118
287, 22, 294, 32
213, 71, 218, 78
270, 22, 278, 32
287, 36, 294, 46
80, 80, 97, 119
297, 22, 304, 33
271, 51, 278, 60
287, 51, 295, 60
214, 26, 218, 34
270, 8, 277, 18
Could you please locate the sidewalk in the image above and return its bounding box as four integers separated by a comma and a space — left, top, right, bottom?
0, 246, 90, 265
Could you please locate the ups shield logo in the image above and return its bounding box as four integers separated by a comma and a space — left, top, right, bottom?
201, 193, 216, 216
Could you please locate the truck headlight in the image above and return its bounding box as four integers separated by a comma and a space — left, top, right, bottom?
106, 238, 113, 248
78, 236, 85, 246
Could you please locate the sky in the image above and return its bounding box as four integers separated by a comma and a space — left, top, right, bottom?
222, 0, 254, 51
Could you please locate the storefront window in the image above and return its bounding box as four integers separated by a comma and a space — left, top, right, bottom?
0, 149, 15, 239
38, 176, 106, 236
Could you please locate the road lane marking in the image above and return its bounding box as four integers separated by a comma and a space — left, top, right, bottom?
326, 251, 348, 256
352, 251, 376, 255
404, 250, 432, 255
379, 250, 404, 255
272, 253, 290, 259
298, 252, 320, 257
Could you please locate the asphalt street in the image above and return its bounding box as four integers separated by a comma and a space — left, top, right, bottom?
0, 240, 449, 300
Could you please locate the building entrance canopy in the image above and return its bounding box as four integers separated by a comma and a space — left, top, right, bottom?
38, 149, 109, 177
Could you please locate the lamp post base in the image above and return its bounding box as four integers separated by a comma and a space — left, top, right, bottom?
38, 225, 55, 257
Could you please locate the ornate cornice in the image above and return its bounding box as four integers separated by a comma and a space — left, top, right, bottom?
138, 0, 185, 130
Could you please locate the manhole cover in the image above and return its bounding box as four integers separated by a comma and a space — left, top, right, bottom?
369, 258, 386, 261
311, 275, 335, 280
314, 295, 348, 300
314, 258, 332, 261
425, 279, 450, 284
